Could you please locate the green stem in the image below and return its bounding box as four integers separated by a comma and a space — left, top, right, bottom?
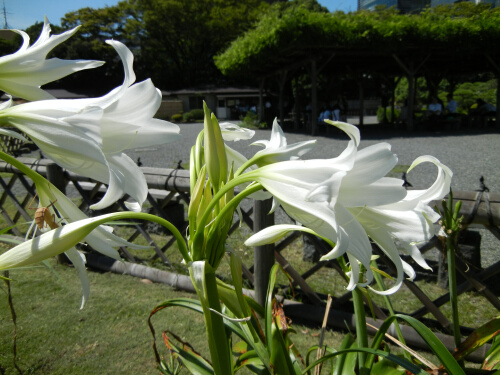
191, 174, 254, 257
0, 152, 192, 263
446, 236, 461, 350
207, 183, 264, 268
371, 260, 411, 362
234, 157, 257, 177
352, 287, 369, 375
92, 212, 192, 264
189, 262, 232, 375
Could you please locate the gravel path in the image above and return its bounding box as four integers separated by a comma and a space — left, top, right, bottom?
126, 122, 500, 268
127, 123, 500, 193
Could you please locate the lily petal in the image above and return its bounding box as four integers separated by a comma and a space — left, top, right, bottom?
0, 17, 103, 101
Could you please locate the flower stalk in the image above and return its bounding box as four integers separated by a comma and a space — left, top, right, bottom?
438, 190, 464, 352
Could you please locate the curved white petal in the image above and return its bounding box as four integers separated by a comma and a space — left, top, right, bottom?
245, 224, 307, 246
0, 128, 29, 142
349, 205, 435, 245
0, 17, 103, 101
220, 122, 255, 141
338, 177, 406, 208
92, 40, 136, 109
90, 153, 147, 211
345, 142, 398, 185
250, 119, 316, 166
406, 155, 453, 204
364, 226, 405, 296
2, 41, 180, 210
324, 120, 360, 147
0, 96, 12, 110
64, 248, 90, 309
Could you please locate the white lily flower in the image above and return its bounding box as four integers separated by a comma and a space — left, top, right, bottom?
219, 122, 255, 141
0, 16, 103, 101
0, 154, 150, 308
250, 118, 316, 167
244, 120, 452, 293
0, 214, 113, 308
0, 40, 181, 210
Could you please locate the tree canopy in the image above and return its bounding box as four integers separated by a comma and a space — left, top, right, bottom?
214, 3, 500, 79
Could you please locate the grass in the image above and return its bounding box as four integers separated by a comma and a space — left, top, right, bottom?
0, 260, 351, 374
0, 178, 498, 373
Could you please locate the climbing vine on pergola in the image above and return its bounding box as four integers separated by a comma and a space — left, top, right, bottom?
215, 4, 500, 132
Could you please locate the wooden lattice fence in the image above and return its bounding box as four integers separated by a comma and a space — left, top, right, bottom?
0, 157, 499, 344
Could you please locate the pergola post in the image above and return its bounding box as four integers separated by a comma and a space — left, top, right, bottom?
311, 59, 318, 135
407, 71, 415, 131
357, 74, 365, 127
393, 54, 429, 131
277, 70, 288, 127
258, 78, 265, 123
293, 78, 301, 130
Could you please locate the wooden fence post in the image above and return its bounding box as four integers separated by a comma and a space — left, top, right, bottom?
46, 163, 68, 264
253, 198, 275, 307
46, 163, 66, 195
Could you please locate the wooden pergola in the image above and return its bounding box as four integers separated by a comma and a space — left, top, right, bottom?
216, 7, 500, 134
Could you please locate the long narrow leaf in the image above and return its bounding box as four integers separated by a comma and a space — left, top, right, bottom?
369, 315, 466, 375
454, 317, 500, 361
482, 337, 500, 370
332, 333, 355, 375
303, 348, 428, 375
265, 264, 281, 348
162, 331, 214, 375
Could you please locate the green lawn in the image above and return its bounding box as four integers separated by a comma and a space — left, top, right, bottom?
0, 260, 351, 375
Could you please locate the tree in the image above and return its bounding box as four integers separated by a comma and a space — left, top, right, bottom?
59, 1, 144, 95
138, 0, 269, 89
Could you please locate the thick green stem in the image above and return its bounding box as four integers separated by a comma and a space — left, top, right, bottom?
189, 262, 232, 375
446, 237, 461, 350
191, 174, 255, 257
352, 287, 369, 375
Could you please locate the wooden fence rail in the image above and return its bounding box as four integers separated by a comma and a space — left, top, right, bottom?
0, 157, 499, 337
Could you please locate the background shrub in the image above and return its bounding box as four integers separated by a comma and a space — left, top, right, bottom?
171, 113, 183, 122
183, 109, 205, 122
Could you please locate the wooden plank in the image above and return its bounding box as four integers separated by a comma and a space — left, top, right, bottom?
274, 251, 323, 306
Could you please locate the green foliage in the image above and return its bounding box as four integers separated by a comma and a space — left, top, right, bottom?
182, 109, 205, 122
58, 2, 143, 94
377, 106, 400, 123
453, 79, 497, 112
0, 31, 21, 58
215, 2, 500, 79
240, 111, 267, 129
137, 0, 270, 89
170, 114, 183, 122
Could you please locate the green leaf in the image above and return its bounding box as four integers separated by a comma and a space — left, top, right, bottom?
304, 348, 428, 375
454, 316, 500, 362
162, 331, 214, 375
0, 222, 30, 236
234, 349, 266, 373
483, 336, 500, 370
369, 314, 465, 375
371, 356, 406, 375
0, 235, 24, 245
332, 335, 357, 375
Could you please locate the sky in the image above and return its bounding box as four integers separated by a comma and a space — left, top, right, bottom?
4, 0, 358, 30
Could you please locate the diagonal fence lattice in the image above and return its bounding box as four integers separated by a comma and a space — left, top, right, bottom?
0, 157, 499, 340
